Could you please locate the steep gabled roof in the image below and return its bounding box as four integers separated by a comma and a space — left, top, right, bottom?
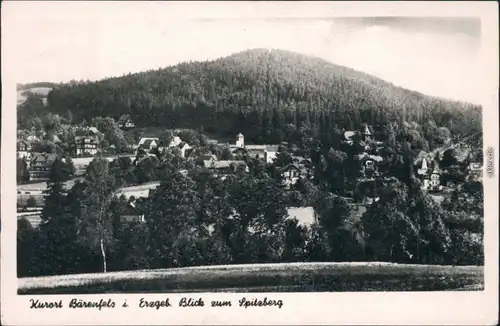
31, 152, 58, 165
138, 137, 159, 146
279, 163, 308, 175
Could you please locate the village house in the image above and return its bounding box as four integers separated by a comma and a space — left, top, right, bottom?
202, 159, 249, 178
136, 137, 159, 153
168, 136, 182, 147
177, 141, 193, 158
426, 169, 443, 192
357, 152, 383, 179
28, 153, 58, 181
119, 201, 145, 227
74, 136, 100, 156
343, 131, 356, 145
17, 140, 32, 160
343, 125, 376, 151
117, 115, 135, 129
467, 162, 483, 182
279, 163, 310, 188
279, 157, 313, 188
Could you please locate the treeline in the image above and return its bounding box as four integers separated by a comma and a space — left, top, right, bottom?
33, 49, 481, 147
18, 153, 483, 277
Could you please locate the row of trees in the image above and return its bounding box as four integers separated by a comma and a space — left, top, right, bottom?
18, 151, 483, 277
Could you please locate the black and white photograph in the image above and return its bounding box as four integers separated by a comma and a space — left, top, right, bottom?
1, 1, 498, 325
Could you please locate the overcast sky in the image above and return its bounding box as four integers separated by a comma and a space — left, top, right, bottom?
4, 3, 483, 104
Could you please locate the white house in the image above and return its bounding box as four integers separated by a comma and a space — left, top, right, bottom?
74, 135, 100, 156
177, 142, 192, 158
168, 136, 182, 148
137, 138, 159, 152
17, 140, 31, 160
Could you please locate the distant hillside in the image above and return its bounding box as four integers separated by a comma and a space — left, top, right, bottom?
28, 49, 482, 143
17, 83, 56, 106
17, 82, 58, 91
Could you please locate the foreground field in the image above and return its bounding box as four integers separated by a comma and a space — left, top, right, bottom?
18, 262, 484, 294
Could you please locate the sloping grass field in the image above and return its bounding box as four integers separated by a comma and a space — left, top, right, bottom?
18, 262, 484, 294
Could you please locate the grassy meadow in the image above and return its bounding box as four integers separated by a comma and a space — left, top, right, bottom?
18, 262, 484, 294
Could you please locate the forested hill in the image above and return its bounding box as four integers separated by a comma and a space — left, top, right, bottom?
38, 48, 480, 144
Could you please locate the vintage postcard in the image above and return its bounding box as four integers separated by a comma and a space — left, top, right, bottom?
1, 1, 498, 325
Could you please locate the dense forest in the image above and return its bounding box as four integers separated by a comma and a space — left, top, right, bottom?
20, 49, 482, 147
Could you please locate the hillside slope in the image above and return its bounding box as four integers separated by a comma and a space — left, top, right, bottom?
18, 262, 483, 294
31, 49, 481, 142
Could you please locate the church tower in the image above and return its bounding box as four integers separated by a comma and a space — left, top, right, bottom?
236, 133, 245, 148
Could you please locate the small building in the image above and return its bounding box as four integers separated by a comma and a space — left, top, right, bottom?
137, 138, 159, 153
202, 159, 249, 177
17, 140, 32, 160
177, 141, 192, 158
344, 131, 356, 144
119, 202, 145, 227
28, 153, 58, 181
467, 162, 483, 182
117, 115, 135, 129
74, 135, 100, 156
428, 169, 442, 192
421, 169, 442, 192
26, 135, 40, 143
357, 153, 383, 178
168, 136, 182, 148
279, 163, 311, 188
264, 145, 279, 163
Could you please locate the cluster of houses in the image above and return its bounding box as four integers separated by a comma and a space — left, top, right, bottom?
133, 133, 314, 187
117, 115, 135, 129
17, 126, 102, 181
416, 157, 443, 192
344, 125, 384, 180
343, 125, 484, 193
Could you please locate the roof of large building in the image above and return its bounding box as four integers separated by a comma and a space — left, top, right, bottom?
203, 160, 247, 169
138, 137, 159, 146
31, 152, 58, 165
